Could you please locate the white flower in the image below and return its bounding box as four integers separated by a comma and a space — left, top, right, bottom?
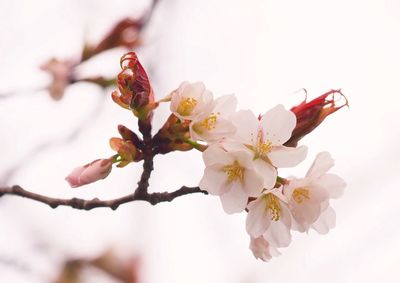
283, 152, 346, 233
249, 236, 281, 261
170, 81, 213, 121
246, 188, 292, 248
228, 105, 308, 189
199, 144, 263, 214
190, 94, 237, 143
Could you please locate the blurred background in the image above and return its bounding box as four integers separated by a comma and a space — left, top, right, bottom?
0, 0, 399, 282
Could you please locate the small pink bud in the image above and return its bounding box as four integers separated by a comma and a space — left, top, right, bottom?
65, 158, 112, 188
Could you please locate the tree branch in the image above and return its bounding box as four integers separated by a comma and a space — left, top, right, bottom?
0, 185, 207, 211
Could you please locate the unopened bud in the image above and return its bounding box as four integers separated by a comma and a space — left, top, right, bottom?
285, 89, 348, 147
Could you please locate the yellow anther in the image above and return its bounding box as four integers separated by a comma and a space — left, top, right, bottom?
177, 97, 198, 116
292, 187, 310, 204
258, 140, 272, 155
222, 160, 244, 183
265, 193, 281, 221
251, 130, 272, 158
201, 113, 218, 130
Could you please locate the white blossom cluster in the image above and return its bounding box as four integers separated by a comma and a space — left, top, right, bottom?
170, 82, 346, 261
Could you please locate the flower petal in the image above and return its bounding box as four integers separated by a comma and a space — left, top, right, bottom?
213, 94, 237, 115
306, 151, 334, 178
268, 145, 308, 168
253, 159, 277, 189
219, 182, 248, 214
260, 104, 296, 145
243, 170, 264, 197
199, 165, 227, 196
263, 204, 292, 247
246, 198, 270, 237
311, 206, 336, 234
231, 110, 258, 145
202, 145, 233, 166
249, 237, 279, 261
318, 173, 346, 199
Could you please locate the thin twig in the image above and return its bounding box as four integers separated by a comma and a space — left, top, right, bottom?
0, 185, 206, 210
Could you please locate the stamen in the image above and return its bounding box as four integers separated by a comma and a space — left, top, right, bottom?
265, 193, 281, 221
222, 160, 244, 183
253, 130, 272, 158
177, 97, 198, 116
201, 113, 218, 130
292, 187, 310, 204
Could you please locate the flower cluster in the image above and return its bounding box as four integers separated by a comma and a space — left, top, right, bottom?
65, 52, 347, 261
167, 82, 346, 261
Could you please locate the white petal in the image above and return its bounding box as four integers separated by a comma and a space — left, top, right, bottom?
290, 184, 329, 229
220, 182, 248, 214
260, 104, 296, 145
249, 237, 276, 261
199, 166, 227, 195
246, 198, 270, 237
213, 94, 237, 115
231, 110, 258, 145
268, 145, 308, 168
243, 170, 264, 197
184, 81, 206, 98
263, 204, 292, 247
253, 159, 277, 189
311, 206, 336, 234
318, 173, 346, 199
231, 149, 254, 170
306, 151, 334, 178
202, 145, 233, 166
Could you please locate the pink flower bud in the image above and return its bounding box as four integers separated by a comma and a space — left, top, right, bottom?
65, 159, 112, 188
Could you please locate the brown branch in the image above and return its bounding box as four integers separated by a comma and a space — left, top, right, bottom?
0, 185, 207, 210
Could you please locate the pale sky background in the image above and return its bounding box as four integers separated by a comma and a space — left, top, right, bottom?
0, 0, 400, 282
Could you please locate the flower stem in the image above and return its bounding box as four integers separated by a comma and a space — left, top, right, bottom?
183, 138, 207, 152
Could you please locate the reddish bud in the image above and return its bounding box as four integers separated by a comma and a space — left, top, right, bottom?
110, 137, 137, 167
285, 89, 348, 147
112, 52, 156, 119
152, 114, 194, 154
117, 124, 142, 148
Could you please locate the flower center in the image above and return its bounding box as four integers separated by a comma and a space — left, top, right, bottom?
265, 193, 281, 221
222, 160, 244, 183
177, 97, 198, 116
257, 140, 272, 156
252, 130, 272, 158
292, 187, 310, 204
193, 113, 219, 134
201, 113, 218, 130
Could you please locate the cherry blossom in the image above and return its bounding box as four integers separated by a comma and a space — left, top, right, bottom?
246, 188, 292, 248
190, 94, 237, 142
228, 105, 308, 189
249, 236, 280, 262
170, 81, 213, 121
283, 152, 346, 233
199, 144, 263, 214
65, 158, 113, 188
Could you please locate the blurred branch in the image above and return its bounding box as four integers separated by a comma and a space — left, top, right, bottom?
2, 0, 161, 101
0, 93, 107, 186
54, 250, 140, 283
